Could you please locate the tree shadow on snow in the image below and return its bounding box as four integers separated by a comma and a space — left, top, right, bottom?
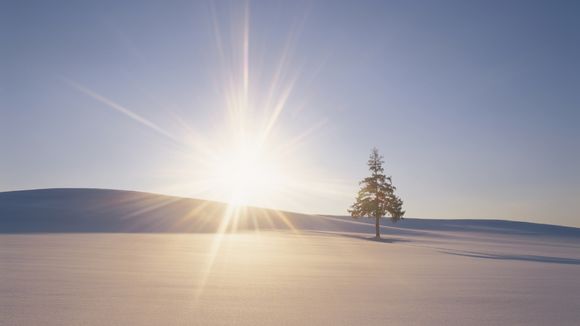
307, 231, 411, 244
339, 233, 412, 244
442, 249, 580, 265
368, 237, 410, 244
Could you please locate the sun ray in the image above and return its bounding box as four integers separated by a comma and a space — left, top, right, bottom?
194, 203, 240, 300
273, 118, 328, 158
272, 210, 299, 234
242, 1, 250, 108
63, 78, 183, 145
65, 2, 351, 228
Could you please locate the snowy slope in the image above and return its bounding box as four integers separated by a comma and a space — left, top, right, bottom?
1, 188, 579, 237
1, 189, 580, 325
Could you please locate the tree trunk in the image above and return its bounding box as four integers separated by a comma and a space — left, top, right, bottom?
375, 216, 380, 239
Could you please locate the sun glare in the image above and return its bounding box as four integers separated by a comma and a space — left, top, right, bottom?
214, 142, 283, 206
65, 1, 350, 214
63, 1, 356, 301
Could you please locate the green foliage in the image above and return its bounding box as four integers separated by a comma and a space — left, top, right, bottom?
349, 148, 405, 222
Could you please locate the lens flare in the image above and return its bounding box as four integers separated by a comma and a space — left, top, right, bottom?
65, 1, 354, 300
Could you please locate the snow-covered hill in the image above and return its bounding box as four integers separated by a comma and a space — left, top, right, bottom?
1, 188, 579, 237
2, 189, 580, 325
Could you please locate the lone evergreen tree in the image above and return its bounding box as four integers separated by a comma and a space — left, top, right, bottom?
349, 148, 405, 239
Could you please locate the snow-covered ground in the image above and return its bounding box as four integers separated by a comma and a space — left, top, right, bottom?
1, 189, 580, 325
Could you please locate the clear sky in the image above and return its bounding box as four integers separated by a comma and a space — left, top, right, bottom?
1, 0, 579, 226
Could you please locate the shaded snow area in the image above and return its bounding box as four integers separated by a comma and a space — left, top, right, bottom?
1, 189, 580, 325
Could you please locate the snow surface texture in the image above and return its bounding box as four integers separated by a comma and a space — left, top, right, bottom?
1, 189, 580, 325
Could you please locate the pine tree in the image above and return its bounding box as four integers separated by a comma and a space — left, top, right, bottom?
349, 148, 405, 239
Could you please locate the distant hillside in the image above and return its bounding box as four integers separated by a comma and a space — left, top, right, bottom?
326, 215, 580, 238
1, 188, 579, 238
0, 188, 329, 233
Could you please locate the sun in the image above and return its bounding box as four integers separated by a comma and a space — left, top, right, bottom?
65, 1, 339, 212
212, 141, 284, 207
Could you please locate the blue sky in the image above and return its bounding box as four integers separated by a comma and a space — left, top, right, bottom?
1, 0, 579, 226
